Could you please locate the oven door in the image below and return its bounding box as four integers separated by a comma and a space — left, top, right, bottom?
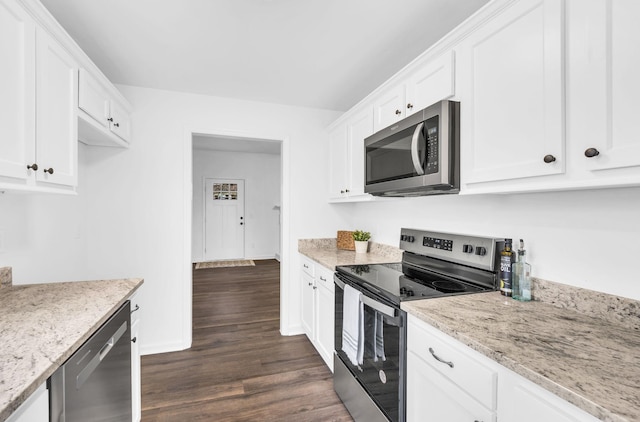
334, 274, 406, 422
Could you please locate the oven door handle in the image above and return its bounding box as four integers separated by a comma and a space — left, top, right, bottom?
360, 294, 396, 318
334, 275, 397, 319
411, 121, 425, 175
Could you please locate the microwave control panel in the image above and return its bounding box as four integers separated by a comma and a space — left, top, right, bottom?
424, 115, 439, 174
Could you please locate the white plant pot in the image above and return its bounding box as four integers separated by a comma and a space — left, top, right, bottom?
354, 240, 369, 254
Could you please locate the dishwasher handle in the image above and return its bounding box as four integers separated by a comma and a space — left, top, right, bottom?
76, 320, 128, 389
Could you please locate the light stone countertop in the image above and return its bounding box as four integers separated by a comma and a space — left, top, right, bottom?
298, 238, 402, 269
0, 278, 143, 421
402, 292, 640, 422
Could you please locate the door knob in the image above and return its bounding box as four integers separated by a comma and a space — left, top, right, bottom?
43, 168, 54, 174
27, 163, 38, 171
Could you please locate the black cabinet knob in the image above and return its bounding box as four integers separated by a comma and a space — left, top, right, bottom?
407, 103, 414, 109
543, 154, 556, 163
114, 123, 120, 127
43, 168, 54, 174
107, 117, 114, 122
395, 109, 402, 115
131, 337, 137, 343
584, 148, 600, 158
27, 163, 38, 171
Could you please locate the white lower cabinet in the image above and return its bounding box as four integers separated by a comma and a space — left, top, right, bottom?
300, 255, 335, 371
498, 367, 600, 422
407, 314, 600, 422
407, 315, 497, 422
6, 383, 48, 422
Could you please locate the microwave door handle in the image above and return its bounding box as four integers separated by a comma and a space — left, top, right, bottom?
411, 122, 425, 175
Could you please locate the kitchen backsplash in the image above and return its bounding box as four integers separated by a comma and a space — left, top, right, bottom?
533, 277, 640, 330
0, 267, 12, 288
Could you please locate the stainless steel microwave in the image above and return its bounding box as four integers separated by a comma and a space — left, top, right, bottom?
364, 100, 460, 197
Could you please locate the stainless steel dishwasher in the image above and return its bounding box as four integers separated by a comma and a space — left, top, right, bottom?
49, 301, 132, 422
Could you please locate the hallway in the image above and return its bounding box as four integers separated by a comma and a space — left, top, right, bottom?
140, 259, 353, 421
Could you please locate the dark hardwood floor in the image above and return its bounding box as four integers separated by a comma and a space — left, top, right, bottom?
140, 259, 353, 421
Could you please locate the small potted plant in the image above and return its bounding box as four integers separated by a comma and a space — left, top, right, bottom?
352, 230, 371, 254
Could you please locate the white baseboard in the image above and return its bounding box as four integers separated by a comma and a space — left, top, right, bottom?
140, 338, 191, 356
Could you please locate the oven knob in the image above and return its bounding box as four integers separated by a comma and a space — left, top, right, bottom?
475, 246, 487, 256
400, 235, 407, 241
408, 236, 415, 243
462, 244, 474, 253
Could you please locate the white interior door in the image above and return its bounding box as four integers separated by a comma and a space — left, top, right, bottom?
204, 178, 245, 260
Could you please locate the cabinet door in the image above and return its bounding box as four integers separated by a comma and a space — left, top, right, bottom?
78, 68, 109, 128
346, 108, 373, 197
6, 383, 48, 422
463, 0, 565, 184
109, 98, 132, 143
301, 272, 315, 341
316, 281, 334, 371
0, 0, 35, 181
328, 124, 348, 198
569, 0, 640, 173
499, 368, 600, 422
373, 85, 405, 132
35, 28, 78, 187
407, 351, 495, 422
405, 50, 455, 116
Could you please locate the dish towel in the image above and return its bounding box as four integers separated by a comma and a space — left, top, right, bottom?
374, 311, 386, 362
342, 284, 364, 365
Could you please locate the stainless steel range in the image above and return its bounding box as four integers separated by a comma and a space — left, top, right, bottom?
333, 229, 506, 422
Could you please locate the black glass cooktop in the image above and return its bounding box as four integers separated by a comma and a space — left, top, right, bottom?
336, 262, 490, 306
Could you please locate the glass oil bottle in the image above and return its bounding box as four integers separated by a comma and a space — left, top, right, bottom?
512, 239, 532, 301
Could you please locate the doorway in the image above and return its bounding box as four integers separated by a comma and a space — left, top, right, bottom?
203, 178, 245, 261
183, 129, 293, 349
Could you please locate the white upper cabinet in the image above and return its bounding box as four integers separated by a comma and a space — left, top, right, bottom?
0, 0, 131, 193
0, 0, 35, 183
460, 0, 565, 186
567, 0, 640, 180
328, 107, 374, 201
78, 68, 132, 146
405, 51, 455, 117
35, 26, 78, 188
0, 0, 78, 193
373, 85, 406, 132
373, 51, 456, 133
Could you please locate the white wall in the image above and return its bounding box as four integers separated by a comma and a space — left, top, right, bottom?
82, 85, 343, 354
0, 145, 90, 284
192, 149, 281, 262
334, 186, 640, 300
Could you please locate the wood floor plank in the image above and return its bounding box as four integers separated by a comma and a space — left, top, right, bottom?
141, 259, 353, 421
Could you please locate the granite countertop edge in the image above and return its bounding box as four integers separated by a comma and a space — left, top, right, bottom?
0, 278, 144, 421
402, 294, 635, 422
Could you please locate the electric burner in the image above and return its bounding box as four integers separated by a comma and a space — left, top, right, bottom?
432, 280, 467, 293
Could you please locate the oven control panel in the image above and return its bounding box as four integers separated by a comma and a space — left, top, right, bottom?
399, 228, 505, 272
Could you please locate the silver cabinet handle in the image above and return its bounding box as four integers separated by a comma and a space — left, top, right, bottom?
411, 122, 425, 175
429, 347, 454, 368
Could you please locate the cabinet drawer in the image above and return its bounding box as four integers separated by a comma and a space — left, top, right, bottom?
300, 256, 315, 277
315, 266, 334, 293
408, 315, 497, 410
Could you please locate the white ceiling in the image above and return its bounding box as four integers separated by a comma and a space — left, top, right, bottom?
40, 0, 489, 112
